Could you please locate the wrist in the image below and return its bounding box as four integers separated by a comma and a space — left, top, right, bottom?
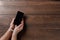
9, 26, 14, 30
8, 28, 14, 32
12, 32, 17, 36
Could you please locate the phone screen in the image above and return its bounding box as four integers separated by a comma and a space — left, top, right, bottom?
14, 11, 24, 26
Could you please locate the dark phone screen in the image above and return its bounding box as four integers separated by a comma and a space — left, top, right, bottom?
14, 11, 24, 26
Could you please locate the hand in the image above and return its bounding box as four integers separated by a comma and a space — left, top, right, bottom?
13, 20, 24, 35
9, 18, 15, 30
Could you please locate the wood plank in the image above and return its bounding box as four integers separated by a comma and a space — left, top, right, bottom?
0, 0, 60, 40
0, 15, 60, 29
0, 15, 60, 40
0, 0, 60, 1
0, 1, 59, 6
21, 29, 60, 40
0, 1, 59, 14
0, 26, 60, 40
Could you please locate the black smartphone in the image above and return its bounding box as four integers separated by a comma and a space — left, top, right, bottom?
14, 11, 24, 26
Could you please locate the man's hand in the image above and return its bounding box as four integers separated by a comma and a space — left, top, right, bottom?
9, 18, 15, 30
13, 20, 24, 35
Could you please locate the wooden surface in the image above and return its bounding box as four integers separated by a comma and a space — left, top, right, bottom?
0, 0, 60, 40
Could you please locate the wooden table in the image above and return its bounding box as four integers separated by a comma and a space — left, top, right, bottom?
0, 0, 60, 40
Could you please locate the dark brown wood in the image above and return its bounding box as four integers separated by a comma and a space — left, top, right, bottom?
0, 1, 60, 15
0, 0, 60, 1
0, 15, 60, 28
0, 0, 60, 40
0, 15, 60, 40
0, 25, 60, 40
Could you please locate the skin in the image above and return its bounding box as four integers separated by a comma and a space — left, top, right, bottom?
0, 18, 24, 40
11, 19, 24, 40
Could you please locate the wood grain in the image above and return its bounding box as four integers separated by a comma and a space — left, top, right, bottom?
21, 29, 60, 40
0, 1, 59, 15
0, 15, 60, 29
0, 25, 60, 40
0, 0, 60, 1
0, 0, 60, 40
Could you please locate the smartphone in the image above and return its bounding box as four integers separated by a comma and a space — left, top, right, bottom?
14, 11, 24, 26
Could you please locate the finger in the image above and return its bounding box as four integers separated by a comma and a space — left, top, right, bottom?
15, 25, 17, 27
18, 23, 23, 27
19, 25, 23, 30
10, 18, 15, 26
19, 23, 24, 29
17, 24, 23, 31
10, 18, 15, 25
17, 25, 23, 32
21, 19, 24, 25
11, 18, 15, 24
